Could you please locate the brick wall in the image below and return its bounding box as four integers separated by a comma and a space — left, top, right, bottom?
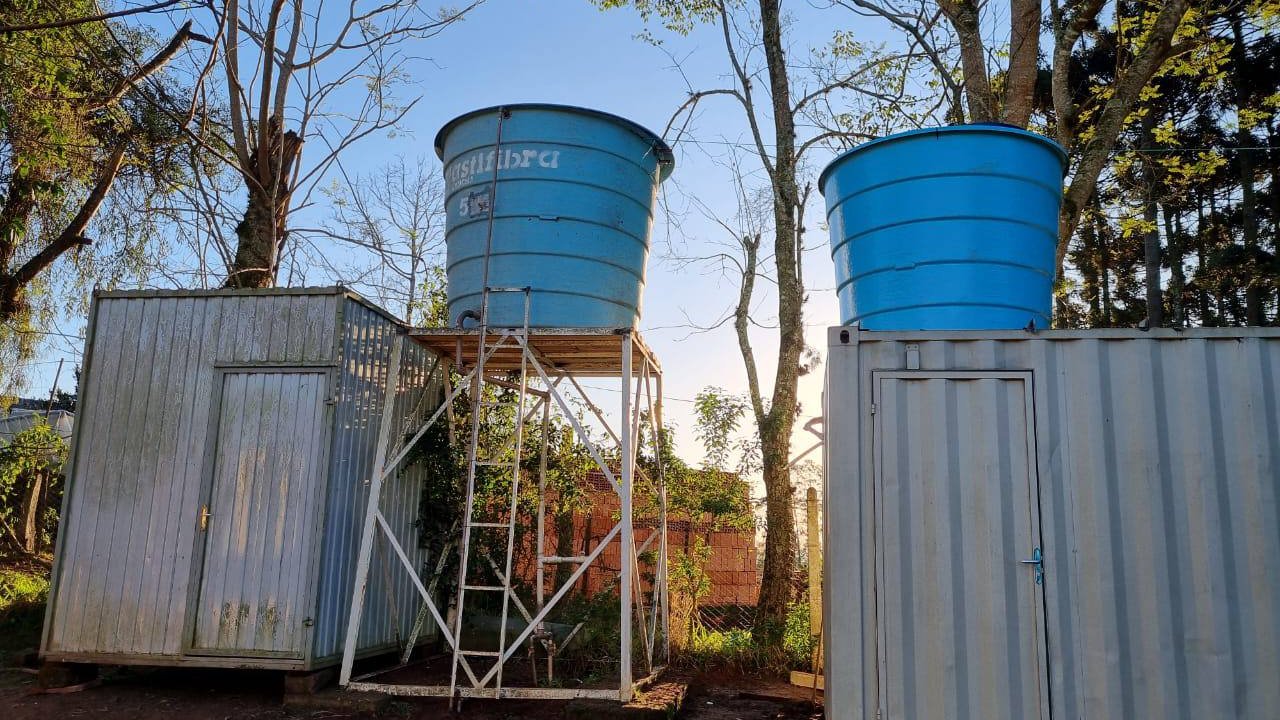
519, 471, 760, 606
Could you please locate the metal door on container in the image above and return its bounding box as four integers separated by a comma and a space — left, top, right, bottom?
872, 371, 1050, 720
186, 370, 329, 658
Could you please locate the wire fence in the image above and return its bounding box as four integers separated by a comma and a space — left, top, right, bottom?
668, 485, 823, 671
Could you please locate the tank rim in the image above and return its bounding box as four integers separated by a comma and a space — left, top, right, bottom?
434, 103, 675, 181
817, 124, 1067, 196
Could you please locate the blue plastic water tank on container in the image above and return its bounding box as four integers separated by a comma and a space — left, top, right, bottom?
435, 104, 674, 328
819, 124, 1066, 330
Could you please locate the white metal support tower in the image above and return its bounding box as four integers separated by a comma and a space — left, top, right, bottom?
338, 324, 668, 702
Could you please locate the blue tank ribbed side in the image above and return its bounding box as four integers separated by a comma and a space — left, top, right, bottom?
819, 125, 1066, 330
435, 104, 674, 328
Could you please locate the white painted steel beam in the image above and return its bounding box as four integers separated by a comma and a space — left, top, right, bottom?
339, 335, 403, 687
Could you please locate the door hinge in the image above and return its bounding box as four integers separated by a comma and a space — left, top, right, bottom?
870, 403, 877, 416
199, 504, 212, 531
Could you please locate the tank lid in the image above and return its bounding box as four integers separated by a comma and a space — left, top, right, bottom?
817, 124, 1067, 196
434, 103, 676, 180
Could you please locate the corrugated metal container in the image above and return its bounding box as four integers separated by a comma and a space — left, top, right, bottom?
41, 288, 445, 671
824, 327, 1280, 719
819, 125, 1065, 330
435, 104, 674, 328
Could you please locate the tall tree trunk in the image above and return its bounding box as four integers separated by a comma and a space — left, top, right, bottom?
1082, 212, 1102, 325
752, 0, 801, 645
226, 117, 302, 288
1004, 0, 1042, 128
1098, 198, 1113, 326
938, 0, 997, 122
1230, 12, 1264, 325
1141, 115, 1163, 328
20, 471, 43, 554
1144, 195, 1163, 328
1196, 190, 1210, 324
1210, 190, 1227, 325
1268, 119, 1280, 241
1271, 121, 1280, 324
1166, 205, 1186, 327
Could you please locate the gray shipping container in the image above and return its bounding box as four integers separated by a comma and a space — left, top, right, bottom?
824, 326, 1280, 719
42, 288, 443, 670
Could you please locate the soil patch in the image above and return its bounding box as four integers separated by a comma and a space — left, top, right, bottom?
680, 671, 822, 719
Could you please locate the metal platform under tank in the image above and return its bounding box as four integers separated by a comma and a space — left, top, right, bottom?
407, 327, 661, 376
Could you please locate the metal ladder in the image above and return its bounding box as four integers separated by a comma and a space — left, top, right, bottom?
449, 285, 532, 703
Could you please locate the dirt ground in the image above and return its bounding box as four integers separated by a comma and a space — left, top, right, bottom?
0, 664, 822, 719
683, 672, 823, 720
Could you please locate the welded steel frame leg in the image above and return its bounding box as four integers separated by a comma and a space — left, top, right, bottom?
655, 369, 670, 666
619, 333, 633, 701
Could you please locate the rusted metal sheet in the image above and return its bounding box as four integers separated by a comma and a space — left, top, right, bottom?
825, 328, 1280, 720
42, 289, 443, 670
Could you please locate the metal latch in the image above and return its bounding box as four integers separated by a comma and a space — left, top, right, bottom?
199, 504, 212, 531
1020, 546, 1044, 585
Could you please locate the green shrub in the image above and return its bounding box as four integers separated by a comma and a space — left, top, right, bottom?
0, 568, 50, 655
783, 601, 818, 669
672, 600, 818, 674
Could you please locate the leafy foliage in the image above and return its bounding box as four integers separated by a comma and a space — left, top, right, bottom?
0, 420, 66, 552
1058, 0, 1280, 326
675, 601, 814, 672
1, 0, 201, 394
0, 565, 49, 654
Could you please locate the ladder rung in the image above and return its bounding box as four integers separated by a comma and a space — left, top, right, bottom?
475, 459, 514, 467
541, 556, 589, 564
468, 522, 508, 528
463, 584, 506, 592
459, 650, 503, 657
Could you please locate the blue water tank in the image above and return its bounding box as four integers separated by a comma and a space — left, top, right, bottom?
819, 125, 1066, 330
435, 104, 674, 328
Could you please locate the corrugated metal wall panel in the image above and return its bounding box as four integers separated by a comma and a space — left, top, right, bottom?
45, 292, 340, 658
826, 329, 1280, 720
312, 298, 442, 662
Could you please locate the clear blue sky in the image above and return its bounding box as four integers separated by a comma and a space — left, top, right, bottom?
23, 0, 918, 468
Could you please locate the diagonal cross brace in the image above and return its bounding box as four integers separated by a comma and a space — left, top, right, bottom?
520, 340, 621, 496
474, 522, 622, 689
375, 512, 480, 687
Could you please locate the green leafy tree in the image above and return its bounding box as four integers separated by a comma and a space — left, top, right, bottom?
1, 1, 210, 393
1055, 0, 1280, 327
0, 420, 67, 554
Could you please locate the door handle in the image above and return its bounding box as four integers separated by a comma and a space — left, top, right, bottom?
1020, 546, 1043, 585
199, 504, 212, 531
